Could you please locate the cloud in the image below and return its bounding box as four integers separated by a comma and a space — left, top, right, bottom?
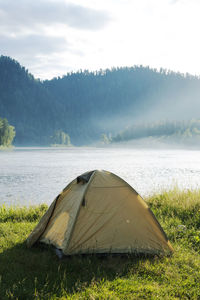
0, 0, 109, 78
0, 0, 111, 33
1, 0, 199, 80
29, 57, 75, 79
0, 34, 69, 57
169, 0, 182, 4
0, 32, 87, 79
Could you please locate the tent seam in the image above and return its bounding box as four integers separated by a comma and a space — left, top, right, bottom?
64, 171, 97, 254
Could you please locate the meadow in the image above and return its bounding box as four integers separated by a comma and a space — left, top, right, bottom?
0, 189, 199, 299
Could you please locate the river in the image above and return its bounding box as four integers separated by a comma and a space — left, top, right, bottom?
0, 147, 200, 206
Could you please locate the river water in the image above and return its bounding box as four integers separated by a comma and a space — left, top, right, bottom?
0, 147, 200, 206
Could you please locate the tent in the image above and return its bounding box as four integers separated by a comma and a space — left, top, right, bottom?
27, 170, 173, 255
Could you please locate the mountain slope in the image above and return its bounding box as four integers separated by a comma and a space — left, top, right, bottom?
1, 55, 200, 145
0, 56, 60, 145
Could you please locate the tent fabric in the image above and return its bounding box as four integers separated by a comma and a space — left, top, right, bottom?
26, 179, 76, 248
77, 170, 95, 184
27, 170, 173, 255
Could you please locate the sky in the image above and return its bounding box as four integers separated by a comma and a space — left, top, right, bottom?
0, 0, 200, 79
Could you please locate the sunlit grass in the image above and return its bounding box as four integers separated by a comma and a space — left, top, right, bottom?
0, 189, 199, 299
0, 204, 48, 223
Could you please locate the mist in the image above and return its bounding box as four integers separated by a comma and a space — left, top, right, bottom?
92, 71, 200, 148
1, 57, 200, 147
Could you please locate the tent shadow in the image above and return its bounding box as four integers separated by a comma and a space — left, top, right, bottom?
0, 242, 163, 299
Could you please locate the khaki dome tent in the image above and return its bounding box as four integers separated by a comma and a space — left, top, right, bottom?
27, 170, 173, 255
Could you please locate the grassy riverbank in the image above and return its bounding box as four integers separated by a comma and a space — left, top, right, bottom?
0, 189, 200, 299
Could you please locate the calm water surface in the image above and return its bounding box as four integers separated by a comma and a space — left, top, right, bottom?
0, 147, 200, 206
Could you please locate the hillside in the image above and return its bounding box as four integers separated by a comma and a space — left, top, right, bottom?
0, 56, 58, 145
1, 55, 200, 146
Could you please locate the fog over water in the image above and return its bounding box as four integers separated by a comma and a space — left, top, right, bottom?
1, 147, 200, 206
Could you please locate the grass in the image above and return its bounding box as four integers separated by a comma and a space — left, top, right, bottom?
0, 189, 200, 299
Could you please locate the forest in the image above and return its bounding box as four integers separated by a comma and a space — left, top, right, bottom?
110, 119, 200, 146
1, 55, 200, 146
0, 117, 15, 147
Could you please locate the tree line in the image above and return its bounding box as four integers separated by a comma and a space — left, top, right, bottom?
0, 117, 15, 147
1, 55, 200, 146
110, 119, 200, 144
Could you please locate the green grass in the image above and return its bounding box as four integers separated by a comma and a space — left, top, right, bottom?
0, 189, 200, 299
